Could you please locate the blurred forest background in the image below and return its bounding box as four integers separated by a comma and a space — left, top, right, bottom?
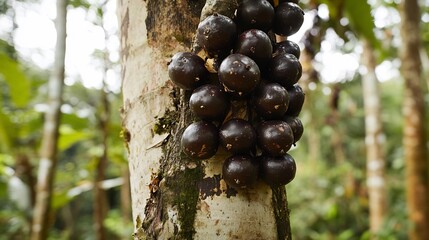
0, 0, 428, 239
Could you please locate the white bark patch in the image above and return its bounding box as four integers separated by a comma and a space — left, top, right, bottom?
37, 158, 53, 186
365, 135, 375, 146
365, 115, 378, 133
367, 176, 385, 189
194, 155, 277, 239
158, 206, 180, 240
120, 0, 190, 229
367, 160, 385, 171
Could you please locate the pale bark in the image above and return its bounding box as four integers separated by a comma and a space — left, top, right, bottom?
30, 0, 67, 239
118, 0, 291, 239
399, 0, 429, 239
361, 40, 387, 236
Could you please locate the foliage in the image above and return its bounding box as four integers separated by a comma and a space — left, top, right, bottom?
289, 78, 410, 239
0, 0, 129, 239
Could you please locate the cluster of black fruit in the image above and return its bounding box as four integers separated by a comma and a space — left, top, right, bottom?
168, 0, 305, 189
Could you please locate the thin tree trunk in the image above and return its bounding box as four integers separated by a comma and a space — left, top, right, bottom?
328, 84, 346, 164
93, 3, 110, 237
30, 0, 67, 239
94, 87, 109, 240
300, 48, 320, 167
399, 0, 429, 239
421, 48, 429, 90
120, 165, 132, 240
361, 40, 387, 236
118, 0, 292, 239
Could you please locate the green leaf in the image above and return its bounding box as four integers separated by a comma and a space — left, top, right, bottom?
344, 0, 380, 49
51, 191, 71, 209
0, 52, 31, 107
0, 109, 13, 152
58, 126, 91, 151
69, 0, 91, 9
62, 113, 90, 131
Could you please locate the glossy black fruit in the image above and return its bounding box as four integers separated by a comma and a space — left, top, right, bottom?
219, 53, 261, 97
222, 155, 259, 188
235, 29, 273, 71
285, 84, 305, 116
236, 0, 274, 32
259, 153, 296, 187
269, 53, 302, 89
256, 120, 294, 156
219, 118, 257, 154
283, 116, 303, 143
268, 0, 300, 6
197, 14, 237, 57
273, 2, 304, 36
168, 52, 208, 90
181, 121, 218, 160
283, 0, 299, 3
190, 84, 230, 121
254, 83, 289, 120
274, 40, 301, 59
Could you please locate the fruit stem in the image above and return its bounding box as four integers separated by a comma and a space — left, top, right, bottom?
275, 34, 287, 43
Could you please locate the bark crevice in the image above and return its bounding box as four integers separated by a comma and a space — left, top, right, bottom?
272, 187, 292, 240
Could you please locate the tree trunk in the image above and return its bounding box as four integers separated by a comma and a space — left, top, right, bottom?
399, 0, 429, 239
93, 3, 110, 237
361, 40, 387, 236
120, 165, 132, 239
118, 0, 292, 239
30, 0, 67, 239
94, 86, 110, 240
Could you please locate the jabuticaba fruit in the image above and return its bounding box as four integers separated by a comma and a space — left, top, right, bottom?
273, 2, 304, 36
218, 53, 260, 98
222, 154, 259, 189
196, 13, 237, 57
190, 84, 230, 121
259, 153, 296, 187
236, 0, 274, 32
181, 121, 219, 160
254, 83, 289, 120
219, 118, 257, 154
256, 120, 294, 156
